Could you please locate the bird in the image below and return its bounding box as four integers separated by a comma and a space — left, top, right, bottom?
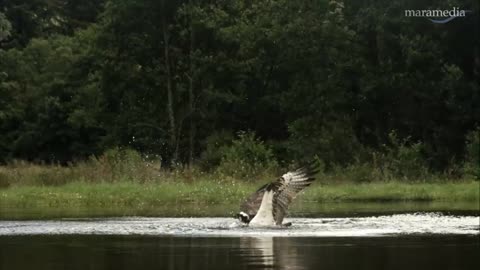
235, 161, 320, 227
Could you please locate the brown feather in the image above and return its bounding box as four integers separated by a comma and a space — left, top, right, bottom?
238, 161, 320, 224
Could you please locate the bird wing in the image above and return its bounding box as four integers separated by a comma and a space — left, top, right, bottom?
239, 183, 269, 218
239, 161, 319, 224
271, 161, 319, 225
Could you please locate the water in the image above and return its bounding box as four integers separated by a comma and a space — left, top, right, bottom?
0, 234, 478, 270
0, 214, 478, 236
0, 204, 478, 270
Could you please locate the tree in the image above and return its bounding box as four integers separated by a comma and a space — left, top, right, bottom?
0, 12, 11, 42
0, 29, 103, 162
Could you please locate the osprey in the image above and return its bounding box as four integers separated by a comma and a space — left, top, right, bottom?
236, 161, 319, 227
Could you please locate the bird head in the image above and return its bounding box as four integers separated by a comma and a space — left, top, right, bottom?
235, 211, 250, 224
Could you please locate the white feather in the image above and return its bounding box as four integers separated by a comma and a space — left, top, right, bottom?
249, 191, 276, 227
282, 172, 293, 183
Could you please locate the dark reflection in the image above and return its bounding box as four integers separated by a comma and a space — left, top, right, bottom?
0, 235, 479, 270
239, 237, 275, 268
239, 237, 305, 269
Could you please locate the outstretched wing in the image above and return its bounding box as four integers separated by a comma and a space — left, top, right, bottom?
271, 161, 319, 225
239, 161, 319, 223
239, 183, 269, 218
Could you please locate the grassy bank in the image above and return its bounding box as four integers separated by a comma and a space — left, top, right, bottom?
1, 180, 478, 208
0, 156, 478, 214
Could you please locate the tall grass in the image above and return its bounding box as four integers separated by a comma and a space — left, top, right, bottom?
0, 147, 478, 209
0, 154, 475, 189
0, 148, 176, 187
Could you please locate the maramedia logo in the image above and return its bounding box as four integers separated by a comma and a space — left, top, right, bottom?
405, 7, 471, 23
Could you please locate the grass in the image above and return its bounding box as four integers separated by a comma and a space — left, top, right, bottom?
1, 180, 478, 208
0, 181, 250, 207
0, 155, 478, 216
304, 181, 479, 202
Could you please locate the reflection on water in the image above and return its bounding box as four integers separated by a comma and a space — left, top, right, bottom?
240, 237, 275, 268
0, 235, 478, 270
237, 236, 480, 270
239, 238, 305, 270
0, 202, 478, 270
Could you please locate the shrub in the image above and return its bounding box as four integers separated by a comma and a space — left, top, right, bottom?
326, 132, 430, 183
463, 128, 479, 180
198, 131, 234, 171
379, 131, 429, 180
217, 131, 278, 180
286, 117, 367, 167
86, 147, 148, 182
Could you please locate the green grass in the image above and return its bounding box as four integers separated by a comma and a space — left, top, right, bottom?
0, 181, 251, 207
305, 181, 479, 202
0, 158, 478, 217
1, 180, 478, 209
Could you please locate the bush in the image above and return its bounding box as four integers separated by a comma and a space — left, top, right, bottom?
216, 131, 278, 180
328, 162, 374, 183
330, 132, 430, 183
463, 128, 479, 180
198, 131, 234, 171
84, 147, 151, 182
287, 117, 367, 167
378, 131, 429, 180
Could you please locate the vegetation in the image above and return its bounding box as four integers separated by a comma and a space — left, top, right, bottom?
0, 148, 478, 210
0, 0, 478, 177
0, 1, 478, 216
1, 176, 478, 212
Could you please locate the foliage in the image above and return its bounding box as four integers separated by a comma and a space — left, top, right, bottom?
0, 174, 478, 211
0, 148, 161, 187
287, 118, 367, 167
463, 128, 480, 180
379, 132, 429, 180
0, 31, 102, 163
0, 0, 105, 48
0, 12, 11, 42
91, 147, 145, 181
217, 131, 278, 180
323, 132, 432, 183
0, 0, 478, 180
198, 131, 234, 171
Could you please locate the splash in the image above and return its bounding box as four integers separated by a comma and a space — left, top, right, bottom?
0, 213, 478, 237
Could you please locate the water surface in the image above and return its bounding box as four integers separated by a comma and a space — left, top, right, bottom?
0, 214, 478, 236
0, 235, 478, 270
0, 202, 478, 270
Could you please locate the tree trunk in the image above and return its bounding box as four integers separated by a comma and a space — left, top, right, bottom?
162, 14, 177, 163
188, 6, 195, 168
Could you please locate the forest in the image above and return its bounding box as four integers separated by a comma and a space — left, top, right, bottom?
0, 0, 479, 181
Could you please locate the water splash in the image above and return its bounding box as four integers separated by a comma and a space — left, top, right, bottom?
0, 213, 478, 236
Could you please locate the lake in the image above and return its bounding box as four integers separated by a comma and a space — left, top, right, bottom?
0, 235, 478, 270
0, 203, 478, 270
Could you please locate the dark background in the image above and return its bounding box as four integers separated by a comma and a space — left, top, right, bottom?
0, 0, 478, 174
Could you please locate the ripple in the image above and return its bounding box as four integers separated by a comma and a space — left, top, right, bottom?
0, 213, 478, 237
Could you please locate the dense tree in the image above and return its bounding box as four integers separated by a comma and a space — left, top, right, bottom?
0, 0, 105, 48
0, 12, 11, 41
0, 0, 478, 173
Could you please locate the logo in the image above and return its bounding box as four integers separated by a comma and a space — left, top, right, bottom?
405, 7, 471, 24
